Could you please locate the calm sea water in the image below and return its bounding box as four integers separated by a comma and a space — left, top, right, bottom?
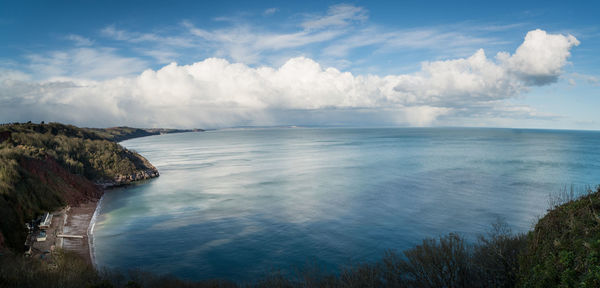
92, 128, 600, 281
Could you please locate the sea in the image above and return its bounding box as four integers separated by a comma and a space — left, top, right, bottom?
91, 127, 600, 281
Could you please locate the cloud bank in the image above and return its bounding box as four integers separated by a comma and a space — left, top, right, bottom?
0, 29, 578, 128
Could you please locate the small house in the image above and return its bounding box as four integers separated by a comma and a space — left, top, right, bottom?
39, 212, 53, 229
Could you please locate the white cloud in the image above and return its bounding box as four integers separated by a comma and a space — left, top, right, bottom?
322, 27, 501, 59
65, 34, 93, 46
301, 4, 368, 30
101, 25, 129, 40
263, 8, 278, 16
571, 72, 600, 86
140, 49, 180, 64
101, 25, 193, 47
0, 68, 31, 82
0, 29, 579, 128
500, 29, 580, 85
183, 22, 344, 64
25, 47, 148, 80
99, 5, 511, 70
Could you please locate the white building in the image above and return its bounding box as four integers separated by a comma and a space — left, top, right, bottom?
39, 212, 52, 229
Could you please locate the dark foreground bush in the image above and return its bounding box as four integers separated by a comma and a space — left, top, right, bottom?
0, 250, 98, 288
248, 225, 526, 288
379, 222, 526, 288
0, 250, 236, 288
474, 221, 528, 287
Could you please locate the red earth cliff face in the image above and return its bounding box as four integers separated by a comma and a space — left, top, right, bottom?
0, 156, 101, 251
19, 156, 103, 206
1, 151, 157, 251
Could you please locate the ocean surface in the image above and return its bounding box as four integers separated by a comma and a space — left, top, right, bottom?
91, 128, 600, 281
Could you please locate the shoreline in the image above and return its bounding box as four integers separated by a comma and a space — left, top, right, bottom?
31, 198, 101, 265
87, 194, 104, 268
60, 199, 100, 265
59, 180, 156, 266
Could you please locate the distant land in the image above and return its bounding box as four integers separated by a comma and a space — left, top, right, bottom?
86, 126, 204, 142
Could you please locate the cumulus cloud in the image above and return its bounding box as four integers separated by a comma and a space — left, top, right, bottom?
499, 29, 580, 85
0, 29, 579, 128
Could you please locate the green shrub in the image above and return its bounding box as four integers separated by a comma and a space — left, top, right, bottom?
518, 186, 600, 287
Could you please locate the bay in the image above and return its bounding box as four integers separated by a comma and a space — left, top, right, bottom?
92, 128, 600, 281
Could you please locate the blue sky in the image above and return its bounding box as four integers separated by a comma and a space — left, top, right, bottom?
0, 1, 599, 129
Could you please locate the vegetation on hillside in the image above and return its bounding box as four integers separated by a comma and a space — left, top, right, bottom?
86, 126, 203, 142
0, 122, 159, 251
0, 122, 158, 180
519, 186, 600, 287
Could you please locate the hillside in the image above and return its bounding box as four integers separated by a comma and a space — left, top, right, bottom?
518, 186, 600, 287
86, 126, 203, 142
0, 122, 161, 251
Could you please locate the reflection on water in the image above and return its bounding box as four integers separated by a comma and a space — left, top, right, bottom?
92, 128, 600, 281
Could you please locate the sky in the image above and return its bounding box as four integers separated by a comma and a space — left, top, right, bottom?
0, 1, 599, 129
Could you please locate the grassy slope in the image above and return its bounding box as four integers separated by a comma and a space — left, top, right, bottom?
519, 186, 600, 287
0, 122, 159, 251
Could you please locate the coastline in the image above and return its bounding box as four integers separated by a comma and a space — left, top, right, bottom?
31, 198, 101, 265
87, 194, 103, 268
60, 164, 160, 266
0, 123, 166, 269
60, 199, 99, 265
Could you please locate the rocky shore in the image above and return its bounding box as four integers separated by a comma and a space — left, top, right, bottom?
97, 168, 160, 188
114, 168, 160, 184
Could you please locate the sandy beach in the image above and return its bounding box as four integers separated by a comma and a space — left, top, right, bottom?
62, 200, 98, 265
32, 199, 100, 265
